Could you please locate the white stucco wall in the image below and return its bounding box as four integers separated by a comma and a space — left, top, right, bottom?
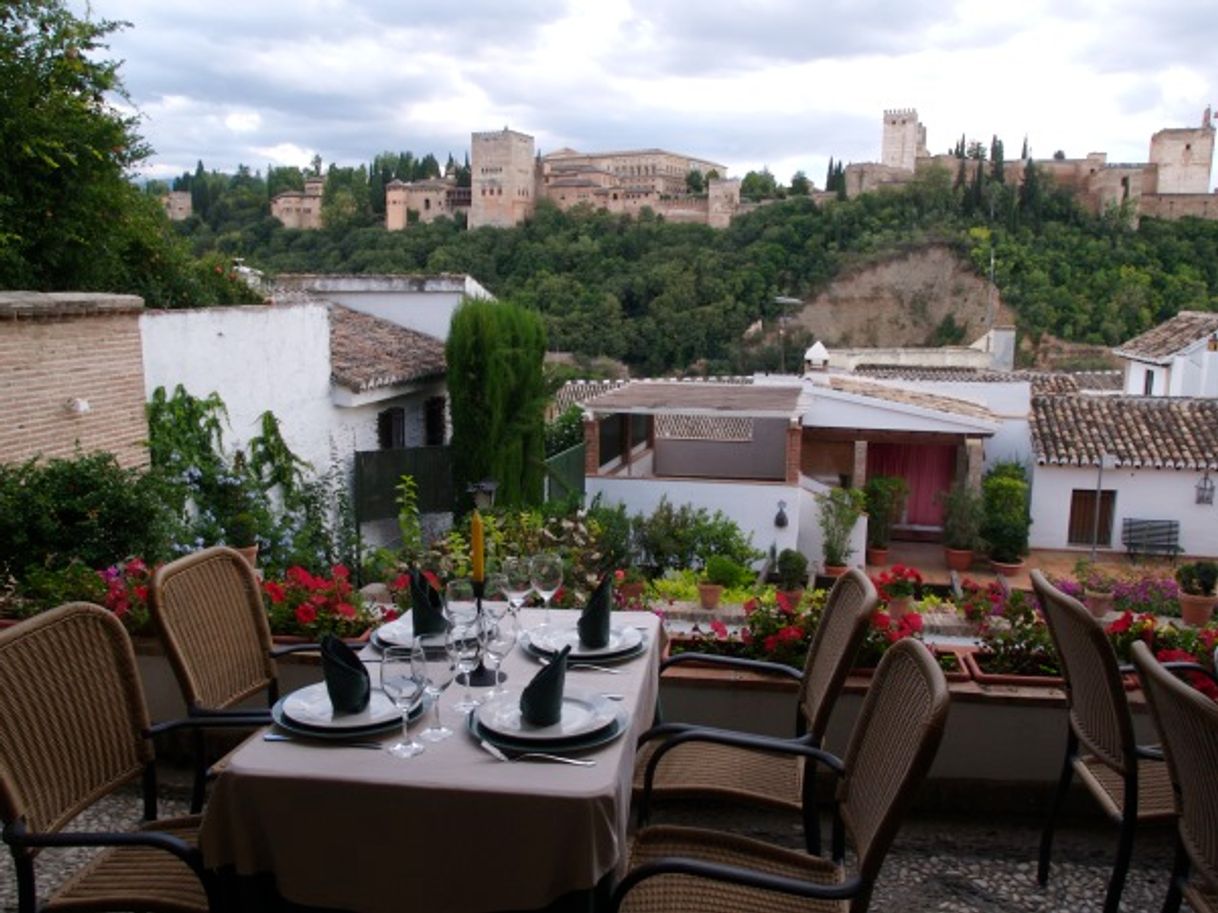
141, 304, 339, 472
1029, 464, 1218, 557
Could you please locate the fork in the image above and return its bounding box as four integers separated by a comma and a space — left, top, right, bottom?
539, 657, 621, 675
478, 739, 596, 766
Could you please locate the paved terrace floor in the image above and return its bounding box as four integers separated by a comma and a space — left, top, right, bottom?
0, 762, 1183, 913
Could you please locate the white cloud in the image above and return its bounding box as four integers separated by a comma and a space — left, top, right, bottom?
224, 111, 262, 133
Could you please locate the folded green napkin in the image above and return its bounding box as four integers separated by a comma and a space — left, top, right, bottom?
520, 645, 570, 727
577, 573, 613, 649
321, 634, 370, 715
410, 569, 447, 635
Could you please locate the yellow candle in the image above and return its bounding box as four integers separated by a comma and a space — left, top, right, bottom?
471, 510, 485, 582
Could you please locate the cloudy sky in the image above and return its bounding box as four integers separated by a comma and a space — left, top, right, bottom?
81, 0, 1217, 189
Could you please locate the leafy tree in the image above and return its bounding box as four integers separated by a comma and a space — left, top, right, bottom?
685, 169, 705, 194
446, 297, 547, 508
740, 168, 779, 200
789, 171, 811, 195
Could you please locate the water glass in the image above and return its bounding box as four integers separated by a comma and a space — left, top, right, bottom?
482, 612, 518, 700
379, 646, 424, 758
451, 620, 483, 712
501, 557, 534, 616
444, 578, 478, 626
530, 553, 564, 630
412, 633, 455, 742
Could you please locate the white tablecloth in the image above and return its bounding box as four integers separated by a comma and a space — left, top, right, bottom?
199, 609, 661, 913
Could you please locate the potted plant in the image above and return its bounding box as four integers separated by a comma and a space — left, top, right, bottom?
614, 567, 647, 602
775, 548, 809, 604
1175, 560, 1218, 627
872, 564, 922, 617
1075, 560, 1117, 619
940, 481, 982, 572
815, 487, 865, 577
863, 476, 908, 566
226, 511, 260, 568
980, 471, 1030, 576
697, 555, 746, 610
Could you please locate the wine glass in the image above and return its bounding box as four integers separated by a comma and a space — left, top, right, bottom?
444, 578, 478, 626
412, 633, 455, 742
379, 647, 424, 758
481, 610, 518, 701
451, 620, 484, 712
530, 553, 564, 631
501, 558, 534, 617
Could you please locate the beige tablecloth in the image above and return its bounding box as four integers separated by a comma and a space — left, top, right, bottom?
199, 609, 661, 913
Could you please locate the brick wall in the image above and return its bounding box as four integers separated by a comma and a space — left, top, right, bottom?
0, 292, 148, 468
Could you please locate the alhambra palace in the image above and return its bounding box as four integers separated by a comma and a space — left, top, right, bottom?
260, 107, 1218, 232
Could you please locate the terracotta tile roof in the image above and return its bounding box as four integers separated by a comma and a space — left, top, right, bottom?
586, 381, 800, 416
854, 365, 1079, 394
1031, 395, 1218, 470
1068, 370, 1124, 392
1113, 311, 1218, 363
825, 377, 997, 422
329, 305, 446, 392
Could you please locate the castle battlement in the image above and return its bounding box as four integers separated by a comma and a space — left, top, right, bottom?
884, 108, 918, 119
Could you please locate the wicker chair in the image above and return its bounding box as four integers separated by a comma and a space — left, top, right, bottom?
634, 568, 877, 853
1130, 640, 1218, 913
613, 637, 949, 913
1030, 569, 1176, 913
0, 603, 218, 913
150, 546, 281, 813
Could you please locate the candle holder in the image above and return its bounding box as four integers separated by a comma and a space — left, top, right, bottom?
462, 578, 503, 687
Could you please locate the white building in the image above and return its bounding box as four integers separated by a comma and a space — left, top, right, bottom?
1113, 310, 1218, 398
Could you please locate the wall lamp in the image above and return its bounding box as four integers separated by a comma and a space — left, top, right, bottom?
774, 500, 789, 528
468, 478, 499, 510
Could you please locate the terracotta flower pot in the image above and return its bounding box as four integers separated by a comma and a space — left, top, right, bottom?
235, 544, 259, 568
1178, 593, 1217, 627
1084, 590, 1115, 620
886, 595, 913, 618
865, 547, 889, 567
989, 558, 1024, 578
944, 548, 974, 572
822, 564, 848, 578
696, 583, 723, 610
778, 589, 805, 608
617, 581, 646, 601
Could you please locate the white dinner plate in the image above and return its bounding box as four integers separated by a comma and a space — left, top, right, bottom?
373, 616, 416, 648
523, 624, 644, 659
475, 689, 617, 743
281, 681, 401, 730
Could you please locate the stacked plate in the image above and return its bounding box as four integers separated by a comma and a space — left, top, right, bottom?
371, 616, 415, 651
521, 624, 646, 665
468, 688, 628, 754
271, 681, 419, 741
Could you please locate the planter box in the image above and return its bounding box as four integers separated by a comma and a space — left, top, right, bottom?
963, 651, 1064, 689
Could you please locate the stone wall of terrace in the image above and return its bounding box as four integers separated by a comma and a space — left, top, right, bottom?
0, 292, 148, 468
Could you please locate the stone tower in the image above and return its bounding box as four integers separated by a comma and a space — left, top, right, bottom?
881, 108, 926, 172
707, 178, 741, 229
470, 128, 536, 229
1148, 107, 1216, 195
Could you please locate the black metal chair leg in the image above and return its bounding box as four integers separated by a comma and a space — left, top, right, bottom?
1104, 809, 1137, 913
1039, 731, 1076, 885
16, 854, 36, 913
190, 728, 207, 814
1160, 834, 1187, 913
802, 756, 821, 855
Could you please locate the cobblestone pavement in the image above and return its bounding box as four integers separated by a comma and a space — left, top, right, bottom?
0, 774, 1186, 912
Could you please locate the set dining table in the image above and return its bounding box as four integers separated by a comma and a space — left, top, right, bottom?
198, 608, 663, 913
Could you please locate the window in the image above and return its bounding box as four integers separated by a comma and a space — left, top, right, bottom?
377, 408, 406, 449
424, 396, 446, 446
1143, 370, 1155, 396
1068, 489, 1116, 546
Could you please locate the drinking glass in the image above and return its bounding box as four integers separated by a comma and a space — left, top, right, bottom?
482, 611, 518, 700
412, 633, 455, 742
444, 578, 478, 626
379, 647, 424, 758
530, 553, 564, 631
451, 620, 483, 712
500, 558, 534, 617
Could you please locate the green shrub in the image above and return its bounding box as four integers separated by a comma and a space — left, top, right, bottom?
863, 476, 908, 548
635, 497, 759, 573
815, 487, 865, 566
940, 481, 983, 551
11, 561, 106, 617
703, 555, 750, 588
981, 473, 1031, 564
775, 548, 808, 590
545, 405, 585, 458
1176, 561, 1218, 597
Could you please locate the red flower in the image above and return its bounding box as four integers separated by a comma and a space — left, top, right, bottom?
871, 610, 891, 630
614, 569, 625, 582
263, 581, 286, 604
382, 608, 400, 623
743, 598, 759, 615
763, 634, 779, 653
1156, 648, 1218, 700
422, 570, 442, 590
295, 604, 318, 626
332, 564, 350, 580
709, 619, 728, 639
335, 602, 357, 620
775, 591, 794, 615
1106, 612, 1133, 635
389, 574, 410, 593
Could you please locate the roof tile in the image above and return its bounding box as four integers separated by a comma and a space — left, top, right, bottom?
329, 305, 446, 392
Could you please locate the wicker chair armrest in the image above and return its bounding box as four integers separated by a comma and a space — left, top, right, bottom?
636, 721, 704, 749
659, 651, 803, 681
3, 819, 207, 877
1159, 661, 1218, 685
610, 855, 862, 912
145, 712, 271, 738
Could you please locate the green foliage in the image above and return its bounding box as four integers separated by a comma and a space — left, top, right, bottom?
976, 588, 1060, 676
585, 500, 635, 570
447, 297, 548, 508
545, 405, 585, 458
8, 560, 105, 616
395, 474, 423, 560
1176, 561, 1218, 597
863, 475, 909, 548
246, 411, 310, 499
685, 169, 704, 194
939, 480, 983, 551
815, 487, 865, 566
0, 453, 177, 577
635, 497, 760, 574
775, 548, 808, 590
702, 554, 750, 588
981, 472, 1031, 563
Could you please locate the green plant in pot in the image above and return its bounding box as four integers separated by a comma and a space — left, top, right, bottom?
226, 511, 261, 567
775, 548, 808, 597
939, 480, 982, 572
1175, 560, 1218, 627
863, 475, 908, 566
698, 555, 747, 610
980, 471, 1030, 575
815, 487, 866, 576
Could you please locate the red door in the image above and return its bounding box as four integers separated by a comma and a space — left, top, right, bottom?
866, 443, 957, 528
